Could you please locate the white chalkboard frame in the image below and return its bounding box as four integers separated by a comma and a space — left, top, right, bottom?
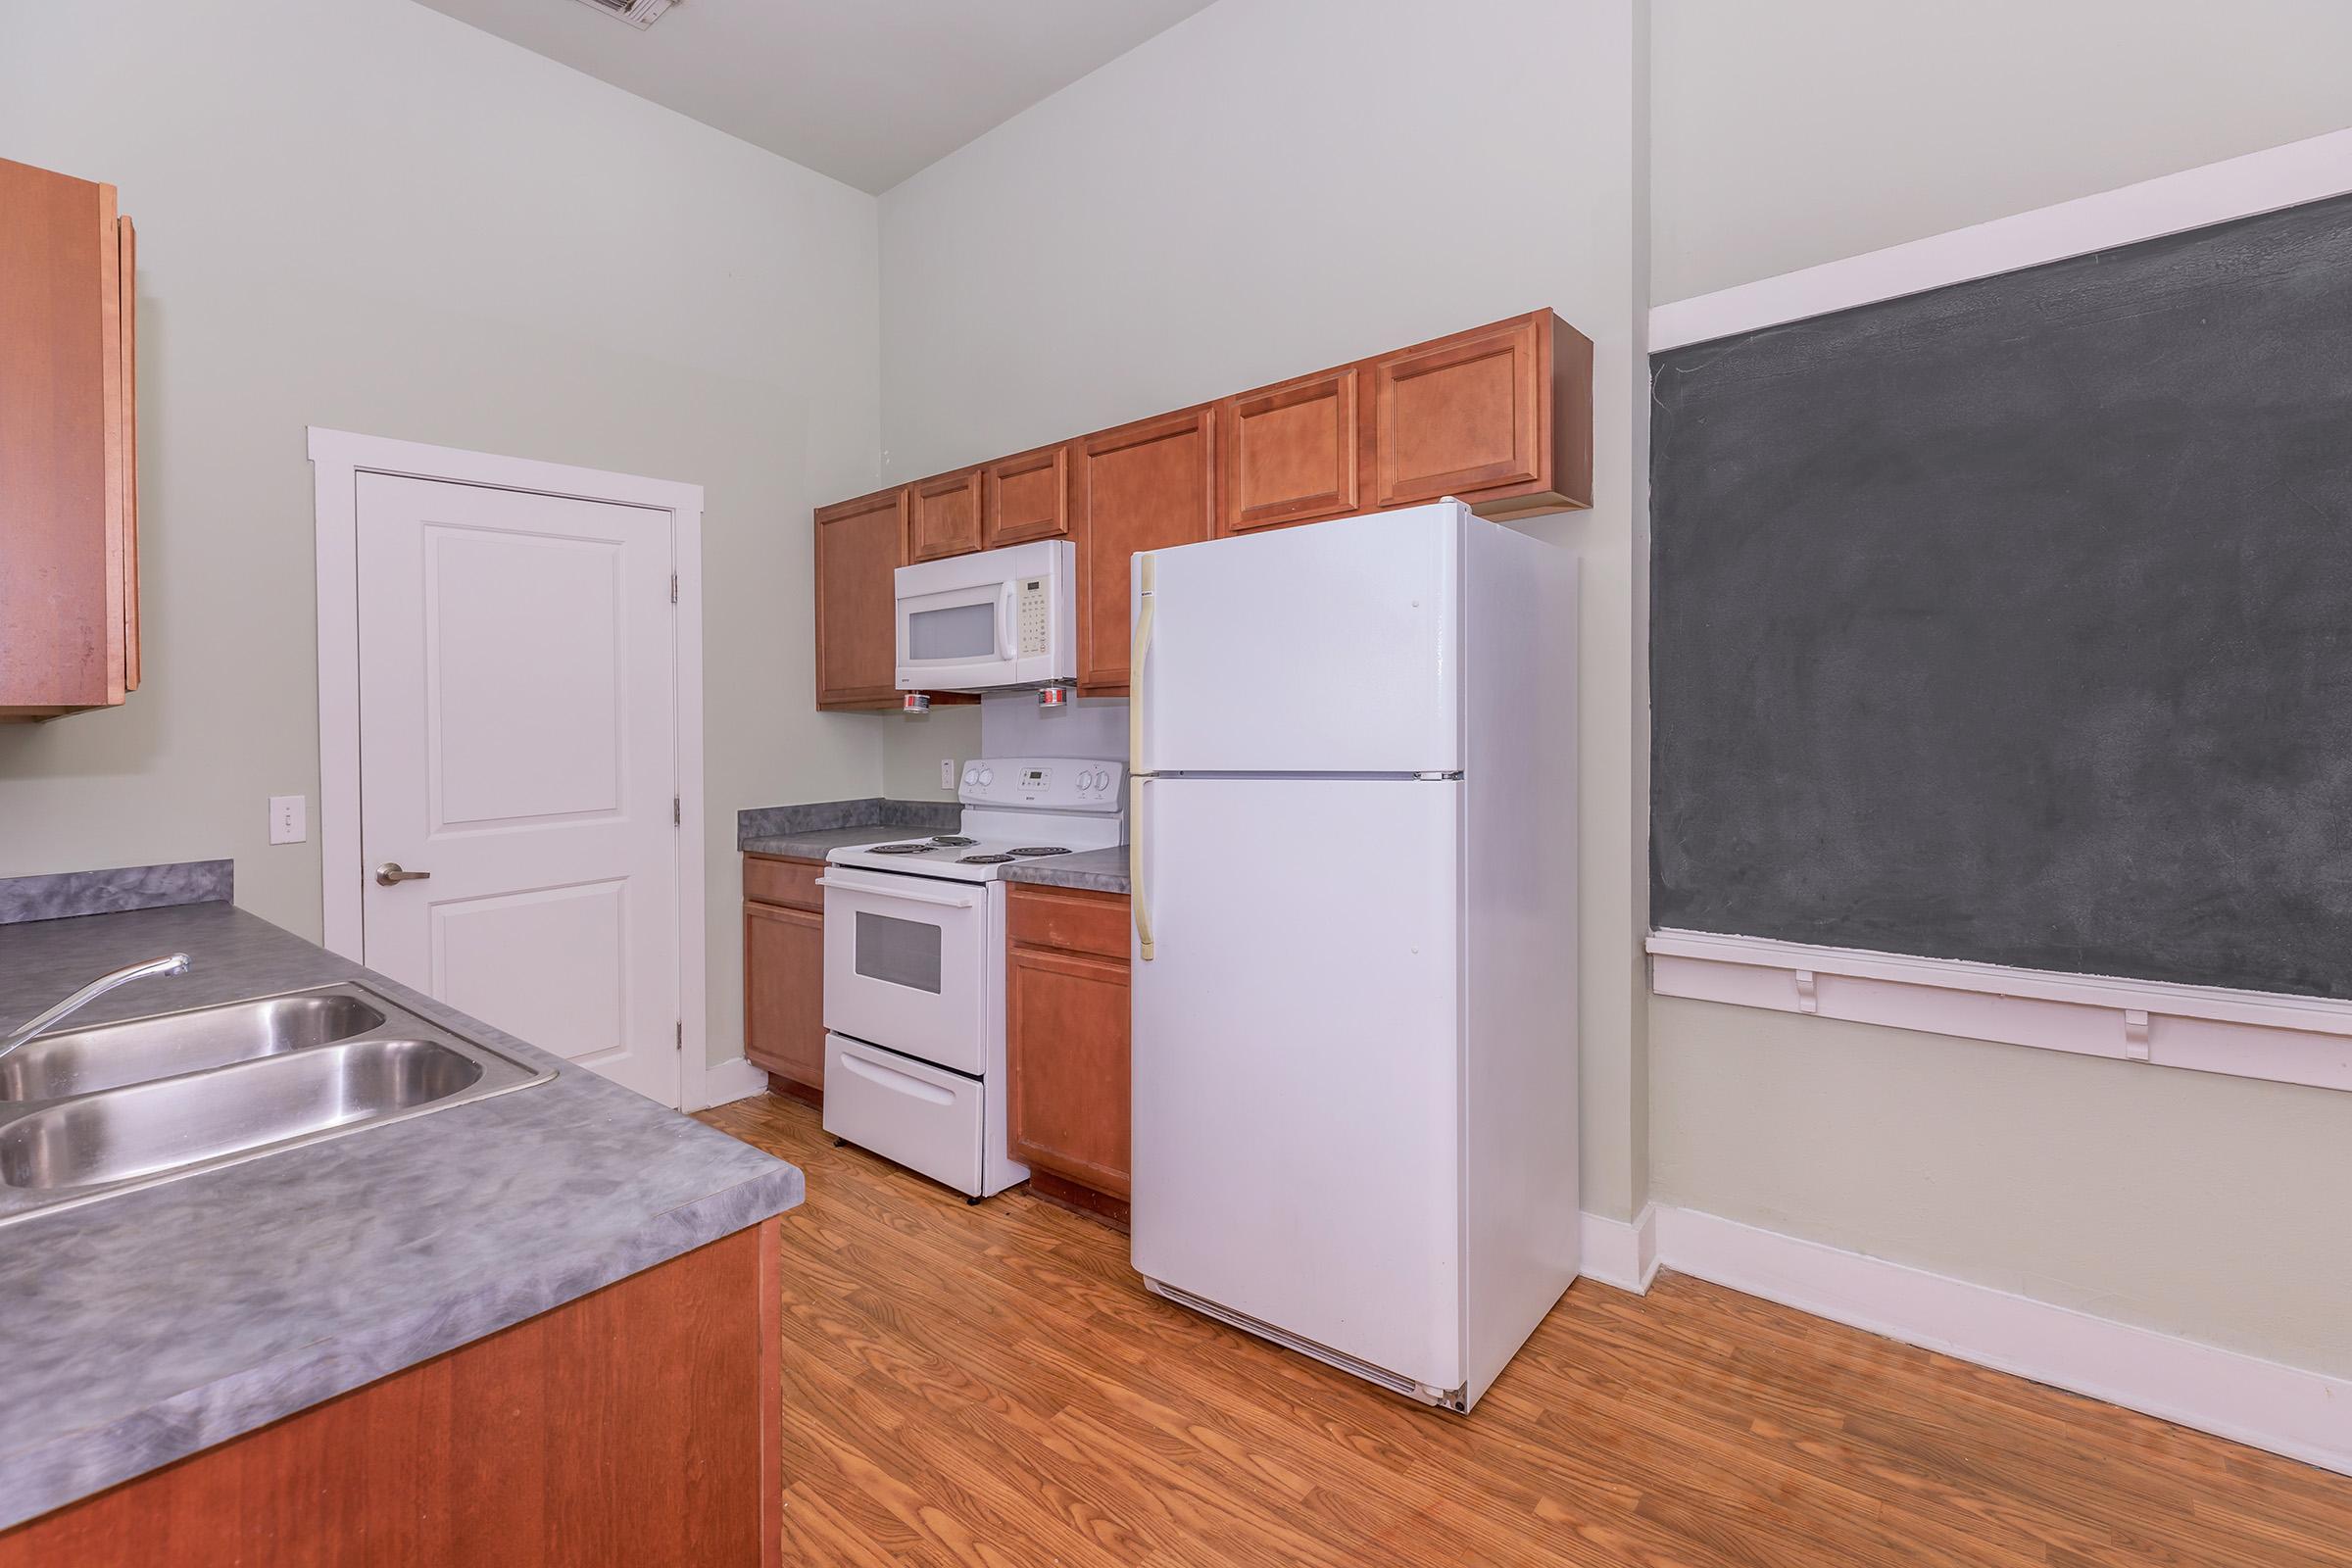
1646, 126, 2352, 1095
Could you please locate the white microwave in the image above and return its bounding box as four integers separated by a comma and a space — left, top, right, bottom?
895, 539, 1076, 693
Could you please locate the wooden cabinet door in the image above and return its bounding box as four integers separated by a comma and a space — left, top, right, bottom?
812, 487, 907, 709
1367, 313, 1547, 510
1218, 368, 1358, 534
907, 468, 982, 562
744, 900, 825, 1091
1007, 944, 1131, 1199
1072, 408, 1215, 693
983, 442, 1071, 546
0, 158, 134, 719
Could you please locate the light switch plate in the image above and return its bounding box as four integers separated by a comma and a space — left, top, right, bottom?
941, 759, 956, 789
270, 795, 307, 845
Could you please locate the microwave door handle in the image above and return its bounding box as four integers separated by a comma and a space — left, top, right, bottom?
999, 582, 1016, 657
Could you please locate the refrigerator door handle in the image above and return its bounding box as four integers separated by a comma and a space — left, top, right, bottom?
1129, 552, 1155, 776
1131, 776, 1155, 961
1130, 551, 1157, 961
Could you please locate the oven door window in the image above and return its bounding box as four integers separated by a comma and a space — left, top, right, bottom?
854, 910, 944, 993
906, 601, 1000, 663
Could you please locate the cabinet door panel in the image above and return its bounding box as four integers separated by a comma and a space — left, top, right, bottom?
1369, 315, 1544, 508
744, 901, 825, 1090
983, 443, 1071, 546
1073, 409, 1214, 694
1007, 945, 1131, 1199
0, 158, 122, 714
812, 488, 907, 709
907, 469, 982, 562
1219, 368, 1357, 534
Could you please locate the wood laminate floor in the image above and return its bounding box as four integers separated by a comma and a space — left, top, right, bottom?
699, 1093, 2352, 1567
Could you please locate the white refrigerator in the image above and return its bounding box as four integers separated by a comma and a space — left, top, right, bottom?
1127, 500, 1581, 1412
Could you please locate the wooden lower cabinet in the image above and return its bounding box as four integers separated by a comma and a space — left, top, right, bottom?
0, 1219, 784, 1568
744, 855, 825, 1099
1006, 885, 1132, 1209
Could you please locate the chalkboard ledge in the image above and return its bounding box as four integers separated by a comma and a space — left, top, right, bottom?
1647, 930, 2352, 1096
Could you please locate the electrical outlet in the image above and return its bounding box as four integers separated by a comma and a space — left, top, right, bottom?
269, 795, 307, 845
941, 759, 956, 789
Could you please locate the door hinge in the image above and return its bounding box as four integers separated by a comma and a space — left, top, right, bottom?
670, 572, 679, 605
676, 1020, 683, 1049
673, 795, 681, 825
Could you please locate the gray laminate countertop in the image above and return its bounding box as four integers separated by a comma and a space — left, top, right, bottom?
741, 824, 912, 861
1000, 846, 1130, 896
0, 901, 803, 1531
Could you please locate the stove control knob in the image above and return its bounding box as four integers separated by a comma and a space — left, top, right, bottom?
1078, 769, 1098, 792
962, 766, 979, 787
977, 768, 995, 788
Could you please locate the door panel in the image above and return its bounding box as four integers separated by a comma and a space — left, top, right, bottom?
818, 869, 990, 1075
1130, 775, 1463, 1391
983, 443, 1071, 546
1007, 943, 1131, 1198
813, 487, 907, 708
908, 469, 982, 562
744, 900, 824, 1089
1073, 409, 1215, 693
1370, 316, 1544, 507
1135, 503, 1462, 774
357, 472, 678, 1104
1218, 368, 1358, 534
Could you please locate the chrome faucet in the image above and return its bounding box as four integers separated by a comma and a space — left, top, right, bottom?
0, 953, 192, 1060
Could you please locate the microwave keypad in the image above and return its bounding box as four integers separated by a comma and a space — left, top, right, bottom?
1016, 577, 1049, 656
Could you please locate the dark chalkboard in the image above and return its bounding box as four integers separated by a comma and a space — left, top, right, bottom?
1649, 193, 2352, 998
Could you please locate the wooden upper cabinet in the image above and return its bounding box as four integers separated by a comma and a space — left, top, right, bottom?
812, 486, 906, 709
983, 442, 1072, 546
906, 468, 982, 562
1367, 311, 1592, 518
1217, 368, 1359, 535
1072, 408, 1215, 694
0, 157, 139, 720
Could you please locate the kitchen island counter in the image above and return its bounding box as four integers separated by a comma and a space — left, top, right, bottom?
0, 899, 801, 1534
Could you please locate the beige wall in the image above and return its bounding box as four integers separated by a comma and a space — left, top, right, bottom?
0, 0, 885, 1067
1651, 0, 2352, 300
874, 0, 1652, 1220
1647, 0, 2352, 1373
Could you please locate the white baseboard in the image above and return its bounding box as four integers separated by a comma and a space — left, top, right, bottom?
690, 1055, 770, 1111
1577, 1202, 1660, 1294
1578, 1202, 2352, 1478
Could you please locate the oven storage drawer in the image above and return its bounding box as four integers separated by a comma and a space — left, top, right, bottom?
822, 1034, 986, 1196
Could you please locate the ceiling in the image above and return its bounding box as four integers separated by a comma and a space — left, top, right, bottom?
414, 0, 1217, 193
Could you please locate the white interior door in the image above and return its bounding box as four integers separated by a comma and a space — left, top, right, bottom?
356, 471, 680, 1105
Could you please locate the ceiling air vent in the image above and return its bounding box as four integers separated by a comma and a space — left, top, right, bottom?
570, 0, 671, 28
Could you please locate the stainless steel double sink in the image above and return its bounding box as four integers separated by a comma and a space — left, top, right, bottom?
0, 982, 553, 1227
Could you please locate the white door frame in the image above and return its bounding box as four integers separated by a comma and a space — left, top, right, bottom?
307, 426, 724, 1110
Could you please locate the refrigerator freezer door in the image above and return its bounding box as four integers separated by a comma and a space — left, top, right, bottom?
1130, 775, 1464, 1394
1134, 503, 1462, 774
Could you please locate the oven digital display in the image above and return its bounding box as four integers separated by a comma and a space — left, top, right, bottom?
1023, 768, 1046, 785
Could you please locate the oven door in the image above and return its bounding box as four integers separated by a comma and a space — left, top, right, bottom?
896, 575, 1014, 691
818, 867, 992, 1075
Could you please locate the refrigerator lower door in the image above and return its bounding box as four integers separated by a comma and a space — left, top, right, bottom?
1134, 502, 1463, 774
1130, 775, 1464, 1397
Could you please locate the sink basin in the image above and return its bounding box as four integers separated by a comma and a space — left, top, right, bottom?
0, 981, 552, 1225
0, 1039, 483, 1192
0, 993, 387, 1101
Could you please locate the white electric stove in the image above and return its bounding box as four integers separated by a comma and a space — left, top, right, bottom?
818, 757, 1125, 1200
